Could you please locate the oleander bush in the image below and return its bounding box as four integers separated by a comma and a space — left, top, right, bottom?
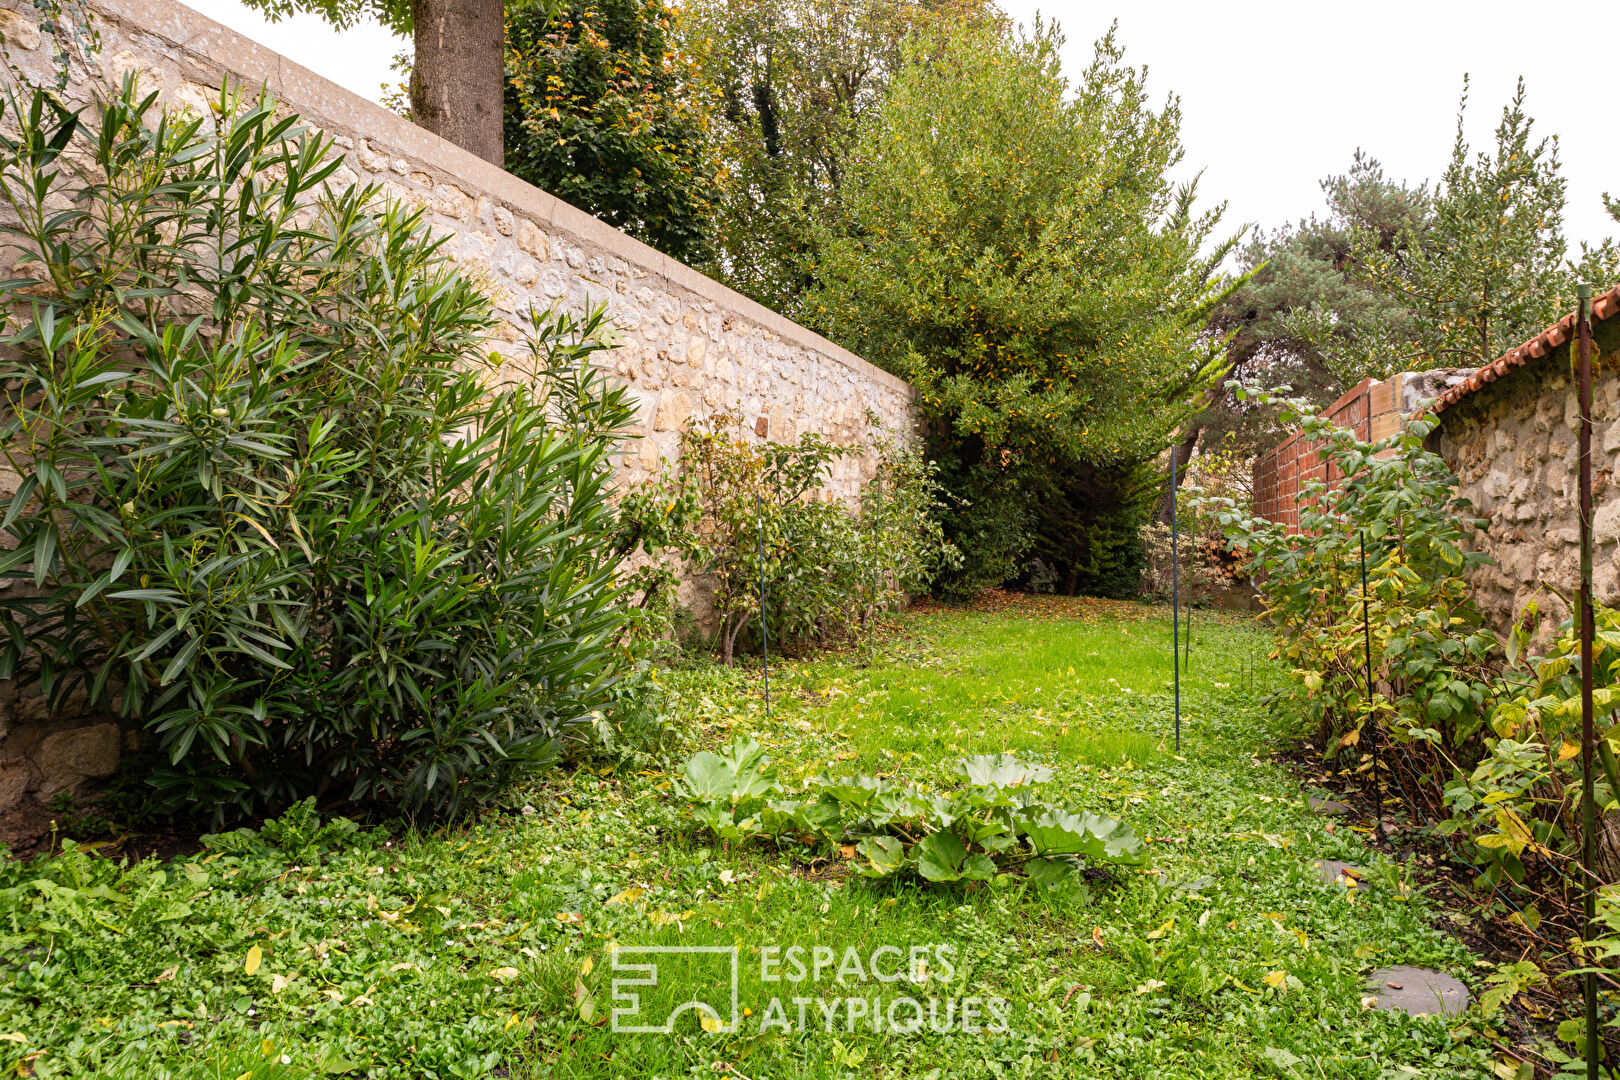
0, 78, 638, 821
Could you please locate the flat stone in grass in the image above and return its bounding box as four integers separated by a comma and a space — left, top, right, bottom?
1309, 796, 1354, 816
1313, 859, 1362, 887
1366, 966, 1470, 1016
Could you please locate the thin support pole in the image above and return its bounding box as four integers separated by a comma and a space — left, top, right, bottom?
1361, 530, 1380, 829
757, 492, 770, 723
1171, 449, 1180, 753
1577, 281, 1597, 1080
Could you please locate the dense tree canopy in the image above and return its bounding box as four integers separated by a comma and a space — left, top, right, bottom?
681, 0, 990, 310
802, 20, 1239, 595
504, 0, 726, 263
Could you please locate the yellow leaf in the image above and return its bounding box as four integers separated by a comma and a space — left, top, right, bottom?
270, 974, 292, 994
1560, 741, 1582, 761
700, 1014, 720, 1032
505, 1013, 522, 1030
581, 956, 594, 976
1146, 919, 1174, 940
1091, 926, 1106, 949
1264, 970, 1287, 988
490, 967, 520, 981
605, 888, 643, 906
1340, 727, 1361, 747
244, 945, 262, 976
0, 1033, 25, 1044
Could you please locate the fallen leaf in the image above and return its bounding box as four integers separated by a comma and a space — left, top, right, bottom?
244, 946, 262, 976
155, 965, 178, 983
490, 967, 520, 981
1264, 970, 1287, 988
0, 1034, 25, 1044
606, 888, 643, 905
1146, 919, 1174, 940
1091, 926, 1106, 949
270, 974, 293, 994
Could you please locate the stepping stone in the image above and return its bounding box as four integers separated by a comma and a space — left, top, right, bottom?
1365, 965, 1470, 1016
1309, 796, 1354, 816
1313, 859, 1362, 887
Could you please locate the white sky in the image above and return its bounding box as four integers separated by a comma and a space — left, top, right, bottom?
182, 0, 1618, 252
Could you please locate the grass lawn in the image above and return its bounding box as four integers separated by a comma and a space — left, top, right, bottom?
0, 598, 1495, 1079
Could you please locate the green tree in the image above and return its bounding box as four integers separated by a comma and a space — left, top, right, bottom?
504, 0, 726, 263
683, 0, 991, 309
1186, 155, 1429, 475
1354, 78, 1578, 369
802, 20, 1238, 595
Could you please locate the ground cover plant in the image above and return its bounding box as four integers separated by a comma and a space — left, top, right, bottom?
0, 597, 1504, 1079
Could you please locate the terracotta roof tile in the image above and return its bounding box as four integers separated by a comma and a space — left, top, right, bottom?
1433, 283, 1620, 413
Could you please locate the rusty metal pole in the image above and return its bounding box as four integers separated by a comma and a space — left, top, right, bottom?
1577, 281, 1597, 1080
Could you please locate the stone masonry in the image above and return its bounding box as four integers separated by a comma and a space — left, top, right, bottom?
1429, 333, 1620, 644
0, 0, 915, 825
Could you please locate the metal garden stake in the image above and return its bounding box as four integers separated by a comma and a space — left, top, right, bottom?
1171, 449, 1181, 753
757, 491, 770, 723
1360, 530, 1379, 827
1577, 282, 1597, 1080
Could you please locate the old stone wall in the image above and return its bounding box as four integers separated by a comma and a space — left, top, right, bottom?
1430, 317, 1620, 643
0, 0, 914, 829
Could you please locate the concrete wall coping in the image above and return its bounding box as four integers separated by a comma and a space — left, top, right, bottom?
86, 0, 911, 399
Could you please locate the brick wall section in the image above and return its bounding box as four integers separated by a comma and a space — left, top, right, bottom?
1251, 370, 1471, 534
0, 0, 915, 825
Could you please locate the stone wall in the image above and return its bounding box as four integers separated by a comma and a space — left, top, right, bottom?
1429, 314, 1620, 643
0, 0, 914, 832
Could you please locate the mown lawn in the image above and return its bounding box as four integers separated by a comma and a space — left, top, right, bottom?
1, 598, 1494, 1079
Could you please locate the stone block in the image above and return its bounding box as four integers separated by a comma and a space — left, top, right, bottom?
653, 391, 691, 432
1597, 501, 1620, 547
0, 9, 42, 51
0, 759, 30, 812
38, 723, 121, 785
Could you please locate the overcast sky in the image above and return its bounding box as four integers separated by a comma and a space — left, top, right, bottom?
183, 0, 1618, 252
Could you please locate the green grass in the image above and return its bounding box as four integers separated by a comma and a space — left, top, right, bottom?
0, 599, 1495, 1079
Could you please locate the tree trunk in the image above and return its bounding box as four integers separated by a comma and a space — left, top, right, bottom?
1156, 424, 1201, 524
411, 0, 506, 168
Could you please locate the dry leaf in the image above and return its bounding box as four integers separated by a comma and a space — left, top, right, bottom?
270, 974, 293, 994
244, 945, 262, 976
490, 967, 520, 981
0, 1034, 25, 1044
1264, 970, 1287, 988
605, 889, 643, 906
155, 965, 178, 983
1091, 926, 1106, 949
